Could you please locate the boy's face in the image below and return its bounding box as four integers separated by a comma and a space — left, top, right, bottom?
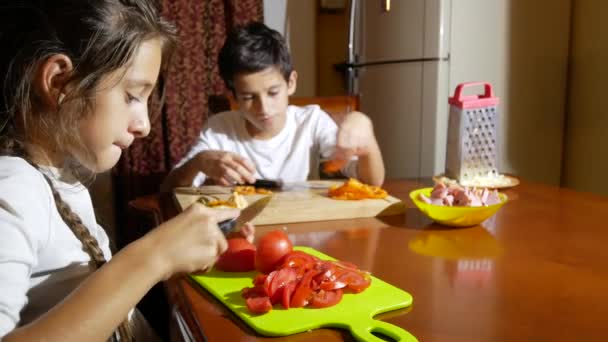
233, 67, 297, 139
76, 38, 161, 172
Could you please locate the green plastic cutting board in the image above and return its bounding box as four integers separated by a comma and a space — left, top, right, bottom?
191, 246, 417, 342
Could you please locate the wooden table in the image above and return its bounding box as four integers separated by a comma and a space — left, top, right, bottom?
136, 179, 608, 341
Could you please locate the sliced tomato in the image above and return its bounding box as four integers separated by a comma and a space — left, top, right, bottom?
337, 269, 372, 293
269, 268, 297, 297
241, 285, 267, 299
290, 269, 318, 308
319, 280, 346, 291
334, 260, 360, 271
246, 296, 272, 314
310, 289, 343, 308
282, 251, 320, 269
281, 281, 297, 309
269, 285, 285, 304
263, 270, 278, 297
253, 273, 267, 286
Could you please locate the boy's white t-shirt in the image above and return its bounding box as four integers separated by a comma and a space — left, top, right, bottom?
0, 157, 157, 341
176, 104, 356, 186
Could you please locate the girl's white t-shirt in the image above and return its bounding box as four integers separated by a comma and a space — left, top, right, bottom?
176, 104, 357, 186
0, 157, 157, 341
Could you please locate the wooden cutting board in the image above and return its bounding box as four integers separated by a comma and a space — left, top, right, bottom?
173, 180, 406, 225
191, 246, 417, 341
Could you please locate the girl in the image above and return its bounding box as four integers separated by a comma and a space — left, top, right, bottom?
0, 1, 249, 341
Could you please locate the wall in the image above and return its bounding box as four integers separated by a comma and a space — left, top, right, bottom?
316, 7, 348, 95
562, 0, 608, 196
448, 0, 571, 185
284, 1, 317, 96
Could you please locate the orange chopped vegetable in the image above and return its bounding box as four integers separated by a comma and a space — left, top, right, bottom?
234, 185, 273, 195
327, 178, 388, 200
322, 159, 347, 173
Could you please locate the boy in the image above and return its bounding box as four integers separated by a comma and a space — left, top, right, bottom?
162, 22, 384, 190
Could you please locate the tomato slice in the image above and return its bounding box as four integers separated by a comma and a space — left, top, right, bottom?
246, 296, 272, 314
263, 270, 278, 296
334, 260, 360, 271
241, 285, 267, 299
282, 251, 319, 269
281, 281, 297, 309
290, 269, 318, 308
269, 285, 285, 304
269, 268, 297, 298
337, 269, 372, 293
310, 289, 343, 308
253, 273, 267, 286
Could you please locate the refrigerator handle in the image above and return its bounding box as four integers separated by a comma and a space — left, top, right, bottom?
346, 0, 358, 95
347, 0, 357, 64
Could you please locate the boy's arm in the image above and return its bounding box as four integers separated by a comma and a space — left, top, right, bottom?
161, 152, 207, 191
354, 136, 385, 186
336, 111, 385, 186
162, 150, 256, 191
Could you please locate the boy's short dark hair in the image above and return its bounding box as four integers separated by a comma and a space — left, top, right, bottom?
218, 22, 293, 92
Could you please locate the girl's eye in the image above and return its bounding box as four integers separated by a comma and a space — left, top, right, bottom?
269, 92, 279, 97
126, 92, 140, 104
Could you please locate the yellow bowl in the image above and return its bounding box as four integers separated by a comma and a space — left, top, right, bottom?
409, 188, 508, 227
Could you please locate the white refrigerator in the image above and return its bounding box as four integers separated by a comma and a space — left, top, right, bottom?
345, 0, 452, 179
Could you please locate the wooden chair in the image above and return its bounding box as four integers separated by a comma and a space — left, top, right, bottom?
207, 94, 360, 124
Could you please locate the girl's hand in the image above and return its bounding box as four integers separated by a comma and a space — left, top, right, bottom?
197, 150, 256, 185
148, 203, 240, 279
334, 111, 375, 161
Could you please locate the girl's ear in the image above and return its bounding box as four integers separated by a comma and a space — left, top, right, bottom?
287, 70, 298, 96
35, 54, 74, 109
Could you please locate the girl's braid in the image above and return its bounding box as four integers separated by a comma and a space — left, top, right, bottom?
36, 165, 134, 341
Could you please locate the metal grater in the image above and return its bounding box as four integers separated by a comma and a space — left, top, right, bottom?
445, 82, 500, 183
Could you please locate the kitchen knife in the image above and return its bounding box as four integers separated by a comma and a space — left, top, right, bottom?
251, 179, 332, 190
217, 195, 272, 236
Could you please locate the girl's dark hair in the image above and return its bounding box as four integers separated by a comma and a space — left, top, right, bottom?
0, 1, 176, 341
218, 21, 293, 93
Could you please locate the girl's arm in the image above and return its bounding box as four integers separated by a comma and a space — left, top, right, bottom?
4, 204, 236, 342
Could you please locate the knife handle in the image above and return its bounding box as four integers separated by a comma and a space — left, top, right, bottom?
252, 179, 282, 189
218, 218, 236, 236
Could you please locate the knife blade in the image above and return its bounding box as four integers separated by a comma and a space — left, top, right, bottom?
217, 195, 272, 236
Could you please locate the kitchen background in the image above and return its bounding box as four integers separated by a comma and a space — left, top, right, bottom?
92, 0, 607, 243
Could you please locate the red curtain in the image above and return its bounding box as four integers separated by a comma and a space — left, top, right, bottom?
115, 0, 262, 181
113, 0, 263, 248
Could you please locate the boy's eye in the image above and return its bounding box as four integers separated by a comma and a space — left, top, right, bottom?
268, 91, 279, 97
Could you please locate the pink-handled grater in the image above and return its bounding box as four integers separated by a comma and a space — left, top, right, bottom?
445, 82, 500, 184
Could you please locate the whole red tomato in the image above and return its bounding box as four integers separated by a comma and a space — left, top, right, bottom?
215, 238, 256, 272
255, 230, 293, 274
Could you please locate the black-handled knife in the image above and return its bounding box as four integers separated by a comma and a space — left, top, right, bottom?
217, 195, 272, 236
250, 179, 284, 189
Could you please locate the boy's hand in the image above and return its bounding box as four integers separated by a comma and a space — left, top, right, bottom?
334, 111, 376, 161
197, 150, 256, 185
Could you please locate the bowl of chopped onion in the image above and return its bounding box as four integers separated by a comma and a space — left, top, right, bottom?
409, 183, 508, 227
